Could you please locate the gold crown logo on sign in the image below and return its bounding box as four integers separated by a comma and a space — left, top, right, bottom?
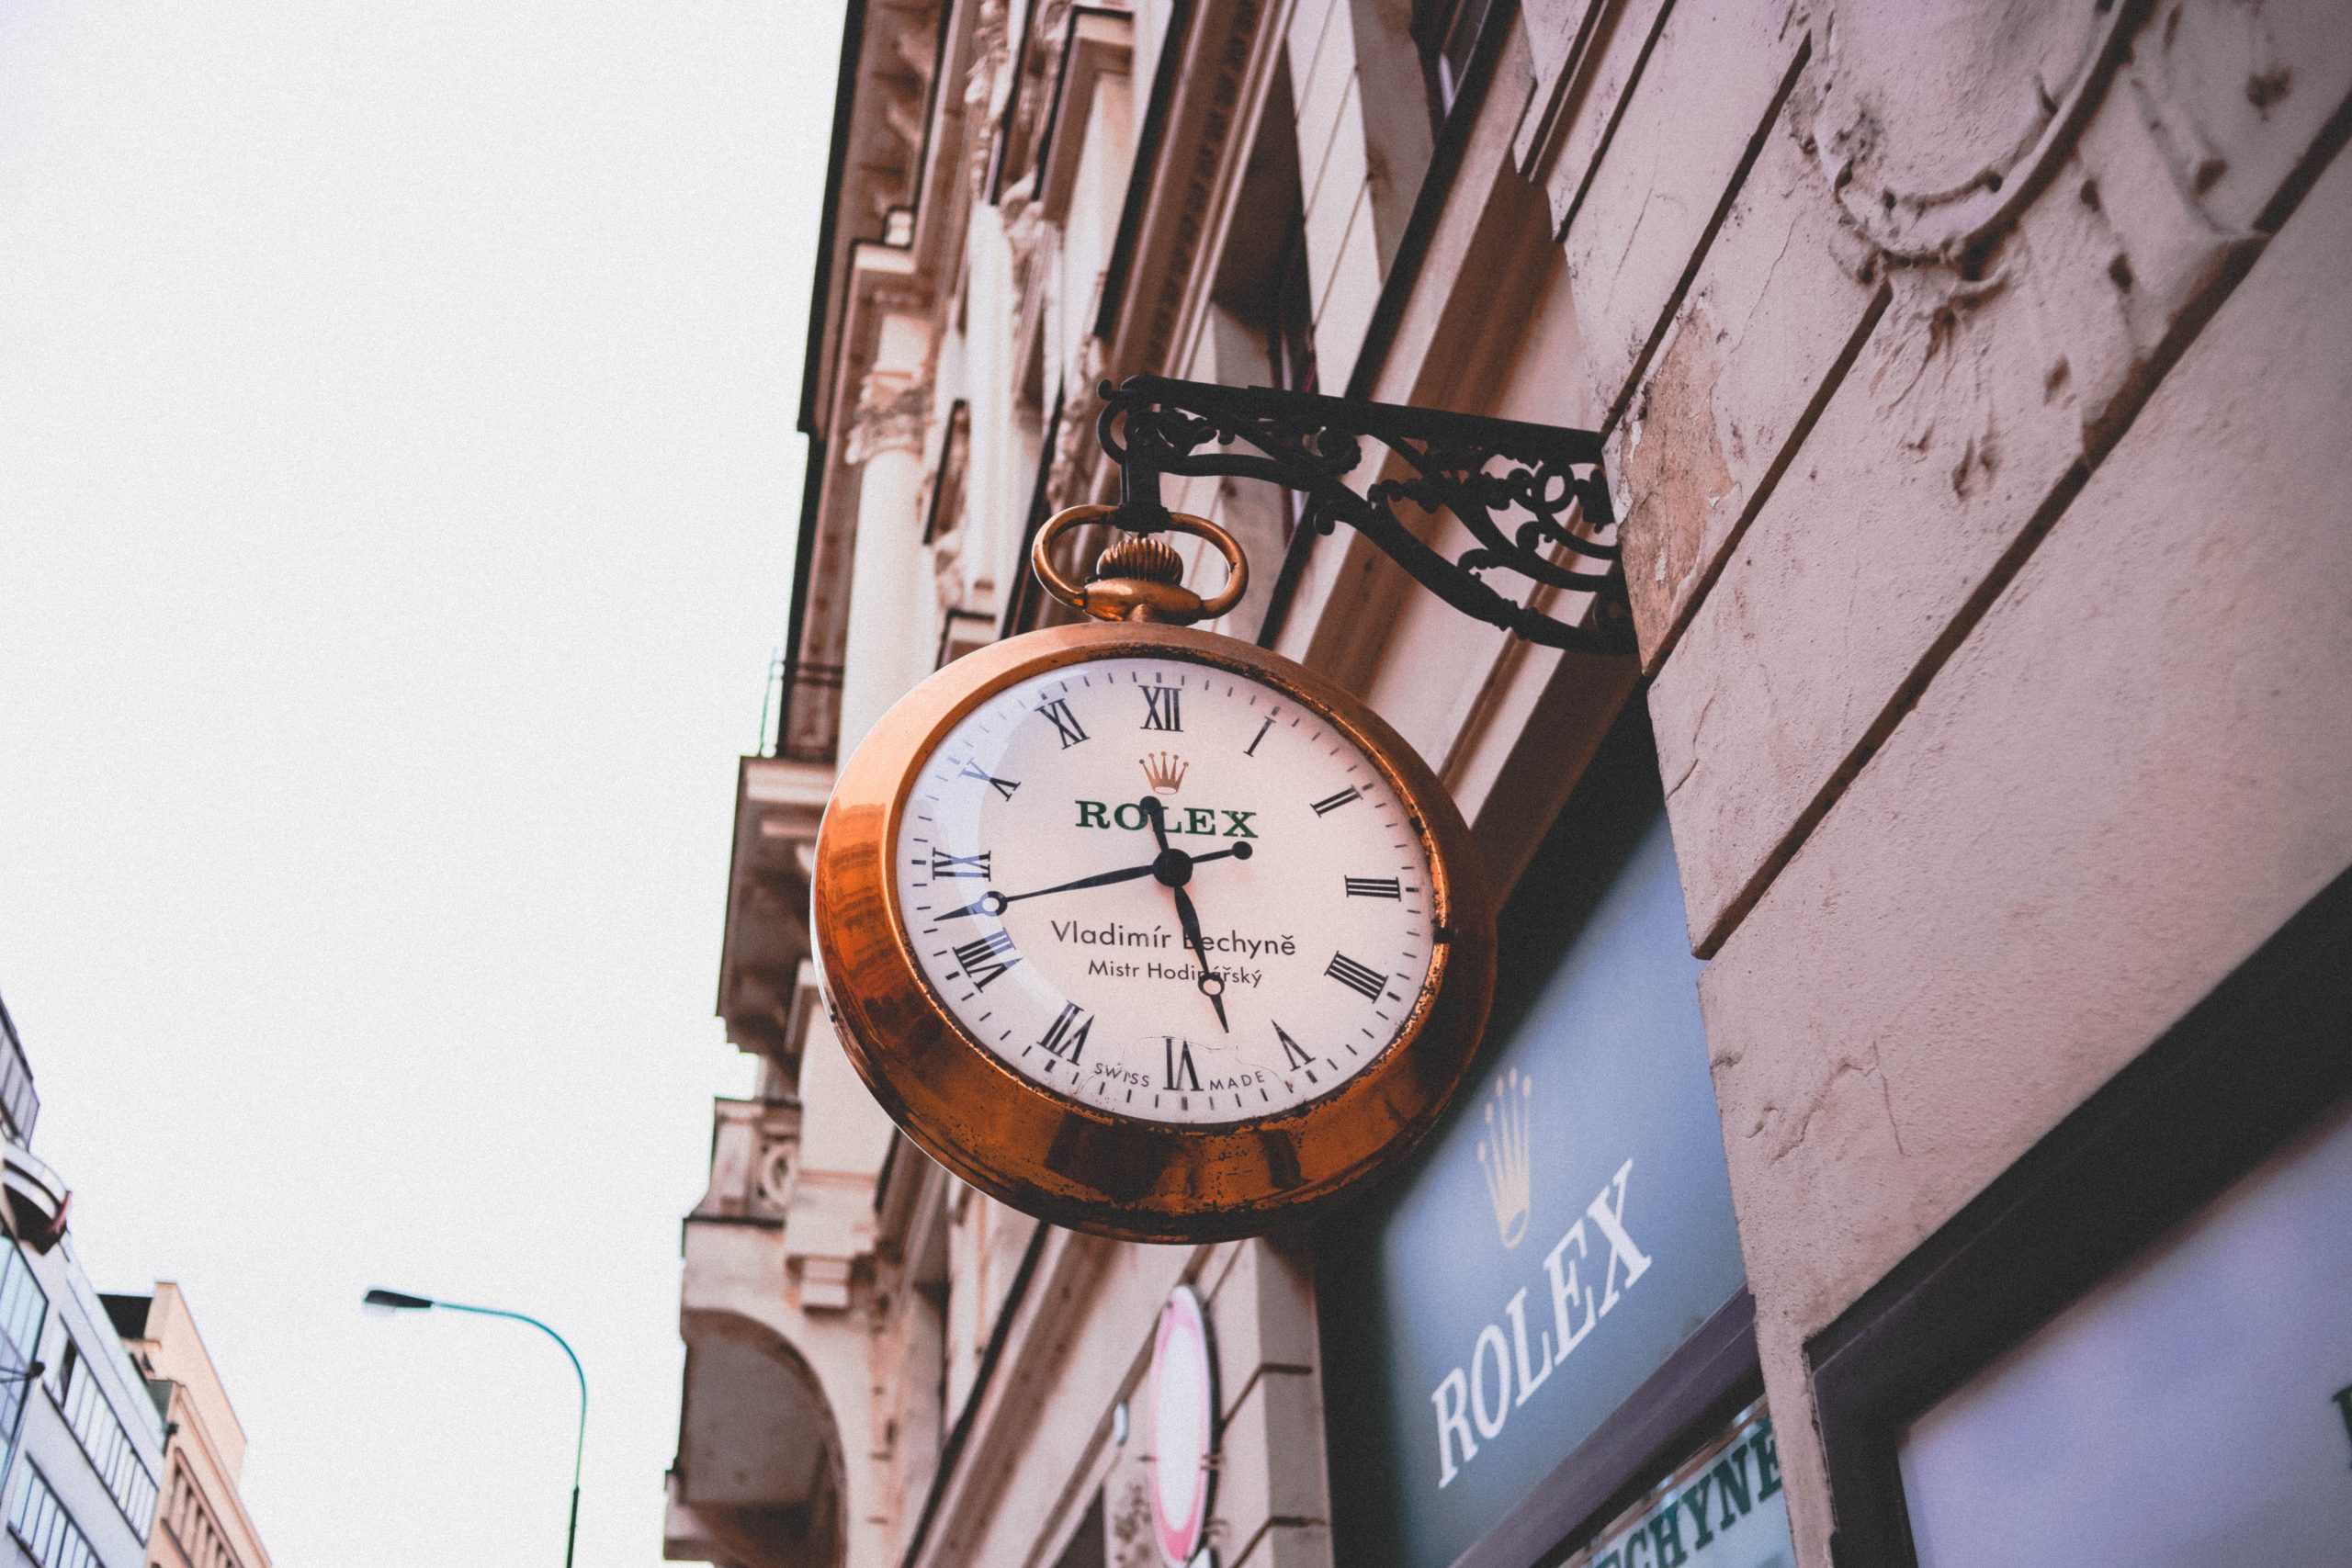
1476, 1068, 1533, 1249
1140, 752, 1189, 794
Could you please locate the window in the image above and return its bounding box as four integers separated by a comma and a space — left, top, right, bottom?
0, 997, 38, 1145
1264, 220, 1317, 399
55, 1335, 160, 1532
1411, 0, 1498, 126
0, 1246, 46, 1445
1899, 1099, 2352, 1567
1215, 61, 1315, 404
1208, 62, 1315, 552
1808, 865, 2352, 1568
165, 1461, 239, 1568
6, 1465, 99, 1568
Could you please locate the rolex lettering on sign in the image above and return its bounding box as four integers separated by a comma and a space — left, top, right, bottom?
894, 657, 1438, 1123
1430, 1060, 1663, 1491
1478, 1069, 1534, 1249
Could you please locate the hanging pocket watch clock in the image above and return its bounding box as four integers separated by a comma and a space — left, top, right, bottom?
811, 504, 1498, 1241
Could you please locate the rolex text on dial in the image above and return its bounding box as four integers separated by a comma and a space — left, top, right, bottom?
889, 654, 1440, 1125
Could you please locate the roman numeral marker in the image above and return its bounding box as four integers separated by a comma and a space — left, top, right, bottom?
1164, 1037, 1201, 1092
1325, 952, 1386, 1000
1310, 786, 1361, 816
1038, 1003, 1092, 1066
1273, 1021, 1314, 1072
1040, 698, 1089, 748
957, 761, 1020, 800
951, 930, 1019, 989
1344, 876, 1402, 899
1141, 686, 1182, 732
930, 850, 991, 878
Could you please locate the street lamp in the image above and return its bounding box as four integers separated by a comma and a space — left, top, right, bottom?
364, 1289, 586, 1568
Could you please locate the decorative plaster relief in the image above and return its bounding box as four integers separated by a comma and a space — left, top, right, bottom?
847, 375, 934, 464
1696, 136, 2352, 1568
755, 1134, 799, 1221
1043, 351, 1103, 510
998, 0, 1080, 198
967, 0, 1012, 201
1812, 0, 2127, 265
1639, 0, 2340, 952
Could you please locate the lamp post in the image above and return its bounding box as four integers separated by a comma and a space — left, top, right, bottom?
364, 1289, 586, 1568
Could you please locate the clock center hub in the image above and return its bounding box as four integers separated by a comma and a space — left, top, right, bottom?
1149, 838, 1251, 887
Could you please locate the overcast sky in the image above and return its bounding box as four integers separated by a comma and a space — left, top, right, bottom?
0, 3, 838, 1562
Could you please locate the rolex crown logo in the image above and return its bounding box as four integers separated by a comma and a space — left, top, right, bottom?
1140, 751, 1189, 795
1476, 1068, 1533, 1249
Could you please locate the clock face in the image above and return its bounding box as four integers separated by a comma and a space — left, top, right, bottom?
815, 620, 1495, 1240
888, 652, 1440, 1126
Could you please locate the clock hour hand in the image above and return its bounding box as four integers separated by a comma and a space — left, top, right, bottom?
1168, 881, 1228, 1033
1139, 797, 1232, 1031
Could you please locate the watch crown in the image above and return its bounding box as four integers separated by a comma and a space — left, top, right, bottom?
1092, 533, 1186, 585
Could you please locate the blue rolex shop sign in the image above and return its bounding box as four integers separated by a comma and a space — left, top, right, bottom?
1320, 801, 1752, 1568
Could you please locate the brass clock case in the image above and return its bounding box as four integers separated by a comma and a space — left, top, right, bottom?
810, 621, 1496, 1242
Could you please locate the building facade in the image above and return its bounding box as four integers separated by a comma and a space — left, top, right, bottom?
670, 3, 2352, 1566
104, 1287, 271, 1568
0, 997, 166, 1568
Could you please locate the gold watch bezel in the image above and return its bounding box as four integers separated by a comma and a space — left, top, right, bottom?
810, 621, 1495, 1241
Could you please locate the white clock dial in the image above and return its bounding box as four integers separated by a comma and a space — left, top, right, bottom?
889, 653, 1441, 1126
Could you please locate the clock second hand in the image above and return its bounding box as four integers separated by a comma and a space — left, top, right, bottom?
936, 842, 1252, 919
1141, 797, 1230, 1033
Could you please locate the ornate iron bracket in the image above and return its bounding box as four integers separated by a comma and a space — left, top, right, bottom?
1089, 375, 1633, 654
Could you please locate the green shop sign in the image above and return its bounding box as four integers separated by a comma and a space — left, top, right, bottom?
1562, 1406, 1788, 1568
1320, 756, 1759, 1568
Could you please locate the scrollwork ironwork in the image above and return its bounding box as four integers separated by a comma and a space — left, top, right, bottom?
1089, 376, 1632, 654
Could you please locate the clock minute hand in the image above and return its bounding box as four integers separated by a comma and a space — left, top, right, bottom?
1169, 881, 1228, 1033
938, 860, 1161, 919
1143, 798, 1230, 1034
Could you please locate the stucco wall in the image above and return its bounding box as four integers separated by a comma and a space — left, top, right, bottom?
1704, 129, 2352, 1558
1559, 2, 2352, 1562
1270, 2, 2351, 1562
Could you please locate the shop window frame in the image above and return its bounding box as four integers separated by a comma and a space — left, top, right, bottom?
1318, 694, 1775, 1568
1807, 863, 2352, 1568
1462, 1295, 1762, 1568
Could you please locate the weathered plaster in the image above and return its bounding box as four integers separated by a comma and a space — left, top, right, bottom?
1561, 0, 1808, 432
1531, 0, 1675, 233
1611, 67, 1884, 664
1704, 130, 2352, 1568
1647, 0, 2335, 953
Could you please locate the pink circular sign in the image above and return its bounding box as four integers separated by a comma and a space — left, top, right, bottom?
1149, 1284, 1216, 1566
